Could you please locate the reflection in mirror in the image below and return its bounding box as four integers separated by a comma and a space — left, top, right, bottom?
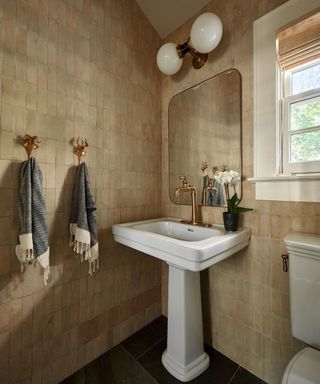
169, 68, 242, 207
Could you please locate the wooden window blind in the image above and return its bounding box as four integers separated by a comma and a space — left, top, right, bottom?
277, 8, 320, 70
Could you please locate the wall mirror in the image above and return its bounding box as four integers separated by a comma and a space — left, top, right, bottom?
169, 68, 242, 207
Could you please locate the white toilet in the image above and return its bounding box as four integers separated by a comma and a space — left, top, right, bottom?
282, 233, 320, 384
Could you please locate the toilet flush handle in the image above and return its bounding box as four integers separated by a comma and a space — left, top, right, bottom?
281, 254, 289, 272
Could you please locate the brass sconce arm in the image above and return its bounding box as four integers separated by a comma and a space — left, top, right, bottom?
176, 39, 208, 70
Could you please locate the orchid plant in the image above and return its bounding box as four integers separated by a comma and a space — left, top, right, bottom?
214, 170, 252, 214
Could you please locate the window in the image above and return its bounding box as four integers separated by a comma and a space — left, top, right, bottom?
252, 0, 320, 202
277, 9, 320, 174
282, 60, 320, 173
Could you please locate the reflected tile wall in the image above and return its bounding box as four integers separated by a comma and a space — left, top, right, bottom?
0, 0, 162, 383
169, 71, 241, 206
161, 0, 320, 383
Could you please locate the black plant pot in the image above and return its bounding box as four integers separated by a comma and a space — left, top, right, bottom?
223, 212, 239, 232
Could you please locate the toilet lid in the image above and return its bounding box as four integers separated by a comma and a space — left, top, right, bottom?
282, 347, 320, 384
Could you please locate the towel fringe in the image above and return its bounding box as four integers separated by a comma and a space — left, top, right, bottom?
43, 265, 50, 286
88, 258, 99, 276
73, 240, 90, 256
16, 247, 35, 269
71, 239, 99, 275
16, 245, 50, 285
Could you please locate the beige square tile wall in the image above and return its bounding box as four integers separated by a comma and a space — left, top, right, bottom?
0, 0, 162, 383
161, 0, 320, 383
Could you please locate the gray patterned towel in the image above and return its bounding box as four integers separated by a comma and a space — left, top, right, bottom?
69, 162, 99, 275
15, 157, 50, 285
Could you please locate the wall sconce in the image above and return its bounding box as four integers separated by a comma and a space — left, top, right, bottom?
157, 13, 223, 75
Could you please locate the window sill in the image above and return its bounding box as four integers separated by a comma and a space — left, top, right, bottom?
249, 174, 320, 182
248, 175, 320, 202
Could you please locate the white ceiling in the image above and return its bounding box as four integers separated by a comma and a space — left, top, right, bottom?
136, 0, 212, 39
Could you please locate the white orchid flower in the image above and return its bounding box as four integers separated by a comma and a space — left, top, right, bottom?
215, 170, 240, 186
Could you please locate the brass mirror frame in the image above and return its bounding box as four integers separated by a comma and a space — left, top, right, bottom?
168, 68, 243, 207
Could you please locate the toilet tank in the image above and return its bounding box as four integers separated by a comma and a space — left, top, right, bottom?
284, 233, 320, 348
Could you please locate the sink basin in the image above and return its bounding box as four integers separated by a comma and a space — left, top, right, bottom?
112, 217, 251, 382
132, 220, 220, 241
112, 217, 251, 271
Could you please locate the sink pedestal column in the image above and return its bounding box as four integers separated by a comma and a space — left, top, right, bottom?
162, 265, 209, 381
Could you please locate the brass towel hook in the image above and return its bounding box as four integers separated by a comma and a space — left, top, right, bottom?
73, 137, 89, 165
23, 134, 40, 159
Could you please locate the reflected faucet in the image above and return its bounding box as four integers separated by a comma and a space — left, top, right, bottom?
175, 176, 197, 225
202, 179, 217, 206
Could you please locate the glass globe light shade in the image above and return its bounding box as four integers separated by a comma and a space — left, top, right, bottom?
157, 43, 183, 75
190, 12, 223, 54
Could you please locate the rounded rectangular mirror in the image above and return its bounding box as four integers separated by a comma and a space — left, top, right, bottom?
169, 68, 242, 207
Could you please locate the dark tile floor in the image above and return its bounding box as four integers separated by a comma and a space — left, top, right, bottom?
61, 316, 266, 384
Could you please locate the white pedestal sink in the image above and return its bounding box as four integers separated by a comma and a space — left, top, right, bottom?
112, 218, 250, 382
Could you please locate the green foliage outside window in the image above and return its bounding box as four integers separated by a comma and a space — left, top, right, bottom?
291, 99, 320, 130
290, 99, 320, 162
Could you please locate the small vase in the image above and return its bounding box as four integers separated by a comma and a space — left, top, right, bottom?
223, 212, 239, 231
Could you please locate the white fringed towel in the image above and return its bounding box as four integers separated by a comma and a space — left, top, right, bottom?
15, 158, 50, 285
69, 162, 99, 275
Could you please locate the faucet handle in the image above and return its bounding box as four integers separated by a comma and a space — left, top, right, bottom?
179, 176, 189, 187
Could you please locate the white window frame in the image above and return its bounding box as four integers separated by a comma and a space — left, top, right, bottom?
283, 93, 320, 174
282, 61, 320, 174
250, 0, 320, 202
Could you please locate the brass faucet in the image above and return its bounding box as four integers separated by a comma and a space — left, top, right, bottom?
201, 179, 217, 206
175, 176, 198, 225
